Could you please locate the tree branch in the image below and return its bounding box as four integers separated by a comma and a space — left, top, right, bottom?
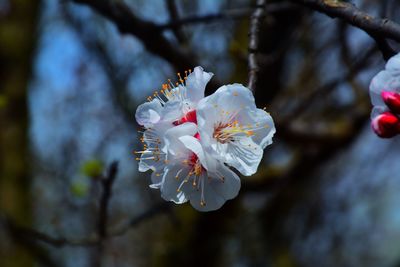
71, 0, 196, 73
247, 0, 266, 92
289, 0, 398, 59
157, 3, 295, 31
0, 202, 171, 249
165, 0, 187, 43
0, 214, 58, 267
97, 161, 118, 238
71, 0, 223, 92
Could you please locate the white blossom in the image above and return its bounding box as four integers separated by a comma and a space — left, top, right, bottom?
370, 53, 400, 118
369, 53, 400, 137
135, 66, 213, 177
196, 84, 275, 176
144, 123, 241, 212
135, 67, 275, 211
135, 66, 213, 128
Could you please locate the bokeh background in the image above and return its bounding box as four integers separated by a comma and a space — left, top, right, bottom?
1, 0, 400, 266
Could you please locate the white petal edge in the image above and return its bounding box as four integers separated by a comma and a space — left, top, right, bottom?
135, 99, 162, 127
185, 66, 214, 103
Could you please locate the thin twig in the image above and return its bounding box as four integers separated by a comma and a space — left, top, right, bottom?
247, 0, 266, 92
165, 0, 186, 43
71, 0, 223, 92
108, 202, 172, 237
0, 214, 59, 267
94, 161, 118, 267
97, 161, 118, 238
281, 44, 378, 122
157, 3, 294, 31
71, 0, 196, 75
0, 202, 171, 248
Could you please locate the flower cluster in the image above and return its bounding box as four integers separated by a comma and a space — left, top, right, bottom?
135, 67, 275, 211
370, 53, 400, 138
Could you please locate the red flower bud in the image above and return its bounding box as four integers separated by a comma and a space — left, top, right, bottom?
371, 111, 400, 138
381, 91, 400, 114
173, 110, 197, 126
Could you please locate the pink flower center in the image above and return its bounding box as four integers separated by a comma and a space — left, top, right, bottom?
173, 110, 197, 125
174, 110, 204, 174
188, 152, 204, 177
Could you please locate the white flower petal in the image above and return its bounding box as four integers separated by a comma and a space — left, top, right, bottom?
160, 164, 191, 204
197, 83, 259, 143
137, 123, 171, 172
211, 83, 256, 113
185, 66, 213, 103
178, 135, 208, 170
163, 100, 185, 122
135, 99, 162, 127
196, 83, 274, 175
370, 53, 400, 114
226, 137, 263, 176
196, 97, 219, 144
165, 123, 198, 157
386, 52, 400, 71
138, 161, 150, 172
237, 108, 276, 149
149, 170, 164, 189
371, 105, 388, 119
138, 152, 165, 172
208, 163, 241, 200
370, 70, 393, 107
189, 174, 225, 212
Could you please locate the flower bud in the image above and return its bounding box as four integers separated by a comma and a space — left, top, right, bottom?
371, 111, 400, 138
173, 110, 197, 125
381, 91, 400, 114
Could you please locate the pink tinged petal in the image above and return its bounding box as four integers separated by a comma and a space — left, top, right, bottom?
371, 111, 400, 138
135, 99, 162, 127
382, 91, 400, 114
185, 66, 214, 103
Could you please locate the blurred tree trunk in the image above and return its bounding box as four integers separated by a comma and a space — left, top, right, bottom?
0, 0, 40, 266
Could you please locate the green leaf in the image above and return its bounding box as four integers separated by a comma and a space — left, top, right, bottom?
70, 180, 89, 197
80, 159, 104, 178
